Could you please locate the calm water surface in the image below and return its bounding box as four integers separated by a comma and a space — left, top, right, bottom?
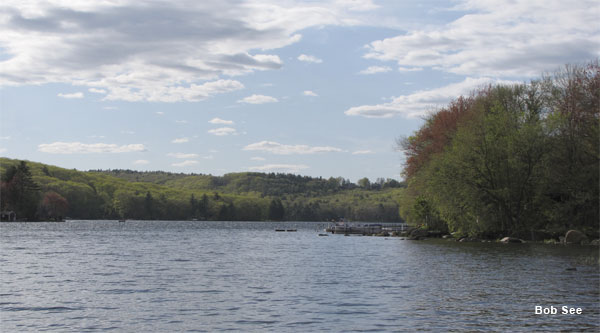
1, 220, 598, 332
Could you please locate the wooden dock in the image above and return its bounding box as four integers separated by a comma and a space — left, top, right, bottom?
325, 223, 408, 235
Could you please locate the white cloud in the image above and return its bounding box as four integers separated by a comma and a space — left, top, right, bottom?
303, 90, 318, 97
121, 130, 135, 135
172, 160, 199, 167
0, 1, 375, 102
345, 77, 517, 118
0, 148, 6, 154
334, 0, 379, 12
298, 54, 323, 63
103, 79, 245, 102
208, 127, 237, 136
248, 164, 309, 173
38, 142, 146, 154
103, 106, 118, 110
89, 88, 106, 94
133, 159, 149, 165
57, 92, 84, 99
243, 141, 343, 154
359, 66, 392, 74
352, 150, 374, 154
172, 138, 189, 144
155, 111, 164, 115
238, 94, 278, 104
168, 152, 199, 159
251, 156, 266, 161
175, 120, 188, 124
0, 136, 10, 140
363, 0, 600, 77
397, 67, 422, 72
209, 117, 234, 125
202, 155, 214, 160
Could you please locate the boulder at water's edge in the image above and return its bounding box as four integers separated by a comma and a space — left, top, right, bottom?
564, 230, 588, 244
500, 237, 524, 243
409, 228, 428, 240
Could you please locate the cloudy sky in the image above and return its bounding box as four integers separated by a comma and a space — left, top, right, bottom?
1, 0, 598, 181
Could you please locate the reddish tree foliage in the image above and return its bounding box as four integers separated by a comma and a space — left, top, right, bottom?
401, 95, 478, 178
551, 61, 599, 126
41, 191, 69, 220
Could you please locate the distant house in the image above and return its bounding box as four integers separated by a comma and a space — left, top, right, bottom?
1, 211, 17, 222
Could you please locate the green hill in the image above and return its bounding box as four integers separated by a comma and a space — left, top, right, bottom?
94, 169, 403, 196
1, 158, 405, 222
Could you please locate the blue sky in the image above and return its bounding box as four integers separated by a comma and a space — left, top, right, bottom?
1, 0, 598, 181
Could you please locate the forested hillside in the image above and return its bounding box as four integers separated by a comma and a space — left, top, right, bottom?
94, 169, 403, 196
0, 158, 405, 222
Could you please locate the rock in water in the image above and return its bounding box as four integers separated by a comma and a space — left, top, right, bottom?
564, 230, 588, 244
409, 228, 428, 240
500, 237, 524, 243
458, 237, 481, 242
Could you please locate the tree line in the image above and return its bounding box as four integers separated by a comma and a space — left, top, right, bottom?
398, 61, 599, 238
94, 169, 403, 196
0, 158, 404, 222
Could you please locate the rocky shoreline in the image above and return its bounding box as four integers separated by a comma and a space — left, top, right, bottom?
371, 227, 599, 246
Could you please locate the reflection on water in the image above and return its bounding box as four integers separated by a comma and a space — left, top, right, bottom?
1, 220, 598, 332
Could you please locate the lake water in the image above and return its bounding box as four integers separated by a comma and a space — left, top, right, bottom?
1, 220, 598, 332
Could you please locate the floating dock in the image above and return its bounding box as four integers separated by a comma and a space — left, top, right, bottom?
326, 223, 408, 235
